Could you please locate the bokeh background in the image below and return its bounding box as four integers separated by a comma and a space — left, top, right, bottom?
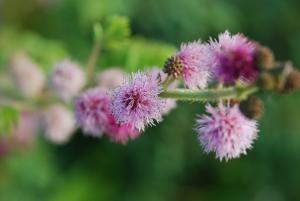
1, 0, 300, 200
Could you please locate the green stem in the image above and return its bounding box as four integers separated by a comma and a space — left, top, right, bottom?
159, 86, 258, 102
86, 41, 101, 81
162, 76, 175, 89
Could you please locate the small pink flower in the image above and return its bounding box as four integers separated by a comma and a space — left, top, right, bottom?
105, 113, 140, 144
209, 31, 259, 84
75, 88, 111, 137
111, 72, 165, 131
164, 41, 211, 89
42, 105, 75, 144
51, 59, 86, 102
10, 53, 45, 97
195, 104, 258, 161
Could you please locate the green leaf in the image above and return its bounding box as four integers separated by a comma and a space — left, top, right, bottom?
102, 15, 131, 50
0, 106, 19, 136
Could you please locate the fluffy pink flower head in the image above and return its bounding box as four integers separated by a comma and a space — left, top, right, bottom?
75, 88, 111, 137
111, 72, 165, 131
105, 113, 140, 144
210, 31, 259, 85
164, 41, 211, 89
195, 104, 258, 161
51, 59, 86, 102
10, 53, 45, 97
42, 105, 75, 145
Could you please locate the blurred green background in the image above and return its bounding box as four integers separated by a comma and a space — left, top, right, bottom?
1, 0, 300, 200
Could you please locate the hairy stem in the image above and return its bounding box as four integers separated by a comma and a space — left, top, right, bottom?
160, 86, 258, 102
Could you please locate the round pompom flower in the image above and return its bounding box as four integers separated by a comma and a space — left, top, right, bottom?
105, 113, 140, 144
164, 41, 212, 89
96, 68, 127, 90
42, 105, 75, 145
209, 31, 259, 84
111, 72, 165, 131
75, 88, 111, 137
195, 104, 258, 161
50, 59, 86, 102
10, 53, 45, 97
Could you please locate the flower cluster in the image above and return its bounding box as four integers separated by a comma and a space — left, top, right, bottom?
72, 30, 300, 160
75, 88, 140, 144
5, 30, 300, 162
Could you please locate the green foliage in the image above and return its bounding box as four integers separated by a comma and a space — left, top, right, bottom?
101, 15, 131, 50
74, 0, 133, 28
100, 37, 176, 71
0, 106, 19, 136
0, 28, 69, 71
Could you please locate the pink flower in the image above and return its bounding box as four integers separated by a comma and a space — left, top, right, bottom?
111, 72, 165, 131
75, 88, 111, 137
195, 104, 258, 161
51, 59, 86, 102
10, 53, 45, 97
42, 105, 75, 144
209, 31, 259, 84
164, 41, 211, 89
105, 113, 140, 144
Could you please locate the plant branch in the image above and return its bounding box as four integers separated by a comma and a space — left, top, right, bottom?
159, 86, 258, 102
86, 41, 101, 81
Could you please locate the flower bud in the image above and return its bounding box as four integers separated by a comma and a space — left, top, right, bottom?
239, 96, 264, 120
164, 56, 183, 78
257, 72, 276, 91
254, 46, 275, 71
281, 69, 300, 93
10, 53, 45, 97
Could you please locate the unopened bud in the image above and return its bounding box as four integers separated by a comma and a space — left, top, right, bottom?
163, 56, 183, 78
257, 72, 276, 91
281, 69, 300, 93
254, 46, 275, 71
239, 96, 264, 120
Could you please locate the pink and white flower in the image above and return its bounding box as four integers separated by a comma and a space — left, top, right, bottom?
50, 59, 86, 102
111, 72, 165, 131
75, 88, 111, 137
164, 41, 212, 89
42, 105, 75, 144
209, 31, 259, 84
10, 53, 45, 97
195, 104, 258, 161
105, 113, 140, 144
